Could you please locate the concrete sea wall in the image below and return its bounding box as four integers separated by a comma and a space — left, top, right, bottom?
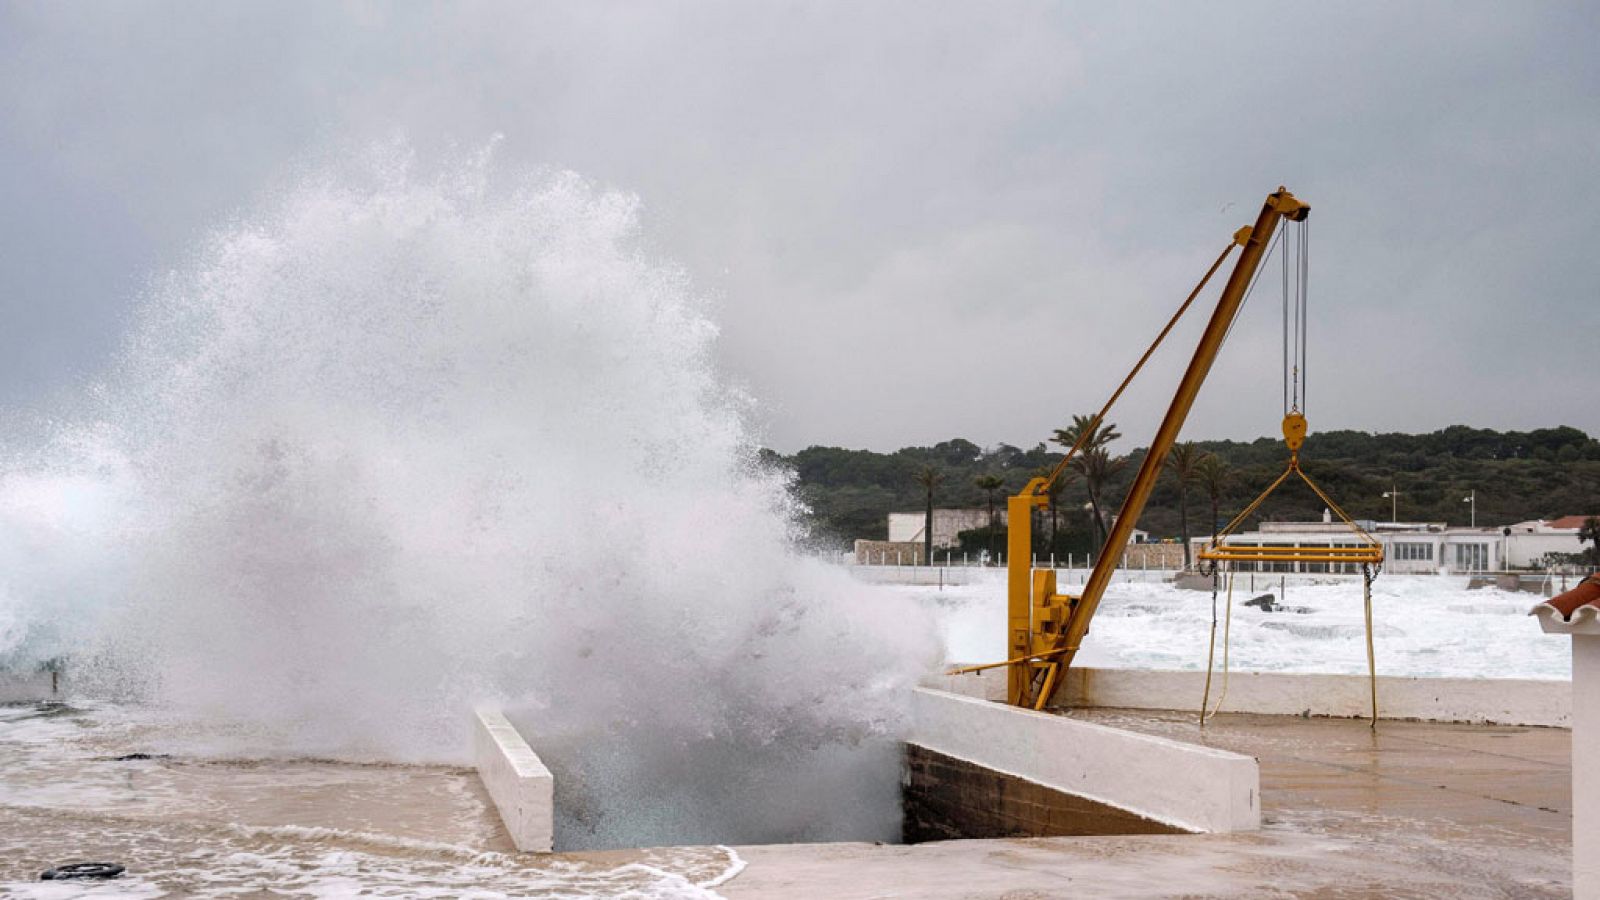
929, 666, 1572, 727
473, 707, 554, 853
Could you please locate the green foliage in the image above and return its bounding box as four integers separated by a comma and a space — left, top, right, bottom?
913, 466, 944, 564
1165, 442, 1203, 568
772, 426, 1600, 550
954, 525, 1004, 560
1581, 517, 1600, 565
1052, 413, 1126, 553
1051, 414, 1120, 455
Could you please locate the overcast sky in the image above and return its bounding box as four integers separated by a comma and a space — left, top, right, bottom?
2, 2, 1596, 453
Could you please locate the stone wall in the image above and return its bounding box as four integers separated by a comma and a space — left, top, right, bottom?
1121, 542, 1186, 570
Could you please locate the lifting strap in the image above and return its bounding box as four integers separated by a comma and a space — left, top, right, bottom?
1199, 562, 1379, 727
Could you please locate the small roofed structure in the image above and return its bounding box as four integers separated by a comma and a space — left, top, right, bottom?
1530, 574, 1600, 628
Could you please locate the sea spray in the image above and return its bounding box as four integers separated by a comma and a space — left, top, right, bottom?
0, 142, 940, 848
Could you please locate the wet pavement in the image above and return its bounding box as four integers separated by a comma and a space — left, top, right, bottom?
0, 702, 742, 898
720, 710, 1571, 899
0, 701, 1572, 897
1070, 708, 1570, 839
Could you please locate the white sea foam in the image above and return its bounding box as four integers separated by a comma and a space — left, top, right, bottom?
903, 569, 1569, 679
0, 140, 939, 849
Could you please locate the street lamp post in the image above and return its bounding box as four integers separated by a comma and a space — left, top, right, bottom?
1463, 490, 1476, 528
1382, 486, 1403, 524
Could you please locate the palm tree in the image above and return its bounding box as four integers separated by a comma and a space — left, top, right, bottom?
1052, 415, 1124, 557
913, 466, 944, 566
1078, 447, 1126, 556
1195, 453, 1231, 543
974, 474, 1006, 562
1051, 413, 1121, 458
1166, 442, 1202, 570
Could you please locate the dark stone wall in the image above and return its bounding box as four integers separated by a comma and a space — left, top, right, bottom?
901, 743, 1187, 843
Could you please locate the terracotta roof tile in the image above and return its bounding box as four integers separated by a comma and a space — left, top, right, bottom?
1544, 515, 1599, 531
1542, 575, 1600, 620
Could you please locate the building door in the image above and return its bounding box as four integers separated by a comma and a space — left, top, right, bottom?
1452, 542, 1488, 572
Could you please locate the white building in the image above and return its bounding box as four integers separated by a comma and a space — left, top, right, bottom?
888, 508, 1003, 549
1377, 522, 1500, 575
1185, 514, 1593, 575
1503, 517, 1593, 568
888, 509, 1148, 550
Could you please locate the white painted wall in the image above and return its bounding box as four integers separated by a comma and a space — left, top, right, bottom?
1505, 531, 1585, 567
473, 707, 554, 853
910, 688, 1259, 834
1531, 608, 1597, 897
1188, 527, 1577, 574
887, 512, 924, 544
1572, 635, 1599, 899
889, 509, 999, 548
1060, 667, 1571, 727
927, 667, 1572, 727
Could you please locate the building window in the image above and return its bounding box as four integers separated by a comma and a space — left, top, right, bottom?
1452, 543, 1489, 572
1393, 542, 1434, 562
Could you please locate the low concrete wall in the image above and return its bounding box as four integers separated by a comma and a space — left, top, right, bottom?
910, 688, 1259, 833
473, 708, 554, 853
928, 667, 1572, 728
853, 540, 925, 566
848, 565, 984, 587
1059, 667, 1572, 728
924, 668, 1008, 703
0, 668, 61, 703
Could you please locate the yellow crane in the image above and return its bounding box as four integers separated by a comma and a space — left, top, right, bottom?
955, 187, 1330, 709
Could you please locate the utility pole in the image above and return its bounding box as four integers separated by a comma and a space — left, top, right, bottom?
1463, 490, 1476, 528
1382, 485, 1403, 523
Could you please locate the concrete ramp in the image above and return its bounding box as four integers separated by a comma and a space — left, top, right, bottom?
907, 688, 1258, 838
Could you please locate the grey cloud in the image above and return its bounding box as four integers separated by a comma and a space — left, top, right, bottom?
1, 1, 1595, 451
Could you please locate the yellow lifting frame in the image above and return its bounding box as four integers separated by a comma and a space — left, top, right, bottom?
1196, 411, 1385, 728
1197, 411, 1384, 567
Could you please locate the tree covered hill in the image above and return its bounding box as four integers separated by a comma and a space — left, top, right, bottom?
764, 425, 1600, 552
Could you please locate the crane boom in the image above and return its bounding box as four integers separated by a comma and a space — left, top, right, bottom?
1003, 188, 1310, 708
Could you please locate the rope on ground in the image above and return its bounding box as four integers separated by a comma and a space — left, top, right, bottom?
1200, 568, 1235, 725
1363, 562, 1378, 728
